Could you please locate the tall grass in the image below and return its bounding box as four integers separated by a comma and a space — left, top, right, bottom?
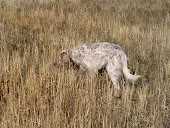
0, 0, 169, 127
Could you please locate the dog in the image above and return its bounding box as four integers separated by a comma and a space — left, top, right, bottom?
54, 42, 141, 97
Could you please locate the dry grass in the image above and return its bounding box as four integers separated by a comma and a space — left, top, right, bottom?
0, 0, 169, 127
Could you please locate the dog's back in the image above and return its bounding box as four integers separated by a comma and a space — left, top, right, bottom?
55, 42, 141, 97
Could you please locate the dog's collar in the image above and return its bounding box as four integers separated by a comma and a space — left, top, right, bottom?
67, 50, 74, 63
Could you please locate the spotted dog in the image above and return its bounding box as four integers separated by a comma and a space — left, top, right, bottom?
54, 42, 141, 97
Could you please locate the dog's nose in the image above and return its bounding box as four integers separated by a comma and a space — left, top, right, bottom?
53, 62, 57, 66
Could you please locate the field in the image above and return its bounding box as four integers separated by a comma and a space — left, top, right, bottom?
0, 0, 169, 127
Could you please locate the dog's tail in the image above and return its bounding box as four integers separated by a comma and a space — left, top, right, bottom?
122, 54, 141, 83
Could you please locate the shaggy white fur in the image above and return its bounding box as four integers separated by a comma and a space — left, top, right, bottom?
55, 42, 141, 97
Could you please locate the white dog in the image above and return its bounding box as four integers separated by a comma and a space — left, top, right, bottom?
54, 42, 141, 97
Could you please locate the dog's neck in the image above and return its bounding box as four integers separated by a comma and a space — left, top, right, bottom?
67, 50, 74, 63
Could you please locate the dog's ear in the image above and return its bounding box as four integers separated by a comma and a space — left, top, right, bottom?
54, 50, 70, 67
61, 51, 70, 63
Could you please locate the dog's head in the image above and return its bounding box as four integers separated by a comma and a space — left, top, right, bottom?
54, 50, 71, 67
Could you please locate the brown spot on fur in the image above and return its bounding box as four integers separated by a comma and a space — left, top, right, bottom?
114, 45, 120, 49
114, 45, 124, 52
61, 52, 70, 63
54, 51, 70, 67
80, 47, 85, 52
86, 43, 100, 50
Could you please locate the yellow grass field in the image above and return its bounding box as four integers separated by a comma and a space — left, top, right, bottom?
0, 0, 169, 127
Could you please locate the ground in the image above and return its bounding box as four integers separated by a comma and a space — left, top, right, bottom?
0, 0, 169, 127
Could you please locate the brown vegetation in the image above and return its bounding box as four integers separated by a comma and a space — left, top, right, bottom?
0, 0, 169, 127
